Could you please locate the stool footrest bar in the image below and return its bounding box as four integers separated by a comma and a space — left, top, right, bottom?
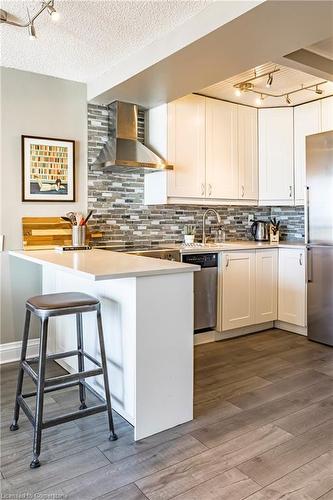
17, 396, 35, 427
42, 404, 107, 429
82, 351, 101, 368
22, 381, 79, 398
27, 350, 80, 364
44, 367, 103, 387
21, 361, 38, 384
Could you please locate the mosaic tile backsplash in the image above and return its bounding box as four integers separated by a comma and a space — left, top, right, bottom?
88, 104, 304, 246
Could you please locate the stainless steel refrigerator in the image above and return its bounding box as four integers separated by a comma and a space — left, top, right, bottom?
306, 130, 333, 346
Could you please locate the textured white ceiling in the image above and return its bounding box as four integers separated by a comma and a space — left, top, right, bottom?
0, 0, 211, 82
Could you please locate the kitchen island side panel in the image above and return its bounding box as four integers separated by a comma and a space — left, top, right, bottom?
135, 272, 194, 440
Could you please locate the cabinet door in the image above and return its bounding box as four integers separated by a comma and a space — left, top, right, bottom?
255, 250, 278, 323
321, 96, 333, 132
222, 251, 256, 331
259, 108, 294, 205
294, 101, 321, 205
278, 249, 306, 326
238, 105, 258, 200
206, 99, 238, 199
167, 95, 206, 198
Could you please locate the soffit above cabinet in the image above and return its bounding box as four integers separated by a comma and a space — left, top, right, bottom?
199, 61, 333, 108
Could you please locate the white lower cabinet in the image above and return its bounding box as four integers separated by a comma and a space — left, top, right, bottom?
255, 250, 278, 323
221, 251, 256, 331
278, 248, 306, 327
219, 247, 307, 333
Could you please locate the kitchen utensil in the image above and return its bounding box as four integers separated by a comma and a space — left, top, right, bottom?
251, 220, 269, 241
83, 210, 93, 225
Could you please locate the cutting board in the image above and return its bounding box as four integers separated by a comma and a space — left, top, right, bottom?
22, 217, 102, 250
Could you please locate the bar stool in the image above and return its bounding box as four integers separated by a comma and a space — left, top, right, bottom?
10, 292, 118, 469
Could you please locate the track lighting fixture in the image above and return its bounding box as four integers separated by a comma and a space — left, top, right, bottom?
233, 66, 326, 107
1, 1, 59, 38
266, 73, 273, 88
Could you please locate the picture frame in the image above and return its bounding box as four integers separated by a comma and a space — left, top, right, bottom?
22, 135, 75, 202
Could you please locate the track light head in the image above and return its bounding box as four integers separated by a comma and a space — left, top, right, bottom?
286, 95, 291, 105
28, 23, 36, 39
266, 73, 273, 88
46, 2, 59, 20
315, 85, 323, 95
255, 94, 265, 106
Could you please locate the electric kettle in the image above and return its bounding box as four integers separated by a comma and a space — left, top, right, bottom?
251, 220, 269, 241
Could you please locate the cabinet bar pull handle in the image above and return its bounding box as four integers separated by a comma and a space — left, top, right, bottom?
201, 183, 205, 196
299, 253, 303, 266
208, 184, 212, 196
289, 185, 293, 198
226, 255, 229, 268
305, 186, 310, 244
241, 185, 244, 198
307, 247, 312, 282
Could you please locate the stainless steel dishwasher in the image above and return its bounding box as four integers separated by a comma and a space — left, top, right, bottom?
182, 253, 218, 333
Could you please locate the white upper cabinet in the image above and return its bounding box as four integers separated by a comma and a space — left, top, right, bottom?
238, 105, 258, 200
321, 96, 333, 132
258, 108, 294, 205
294, 101, 321, 205
167, 94, 206, 198
206, 99, 238, 199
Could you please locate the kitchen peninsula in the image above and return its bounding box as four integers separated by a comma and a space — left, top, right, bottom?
9, 249, 199, 440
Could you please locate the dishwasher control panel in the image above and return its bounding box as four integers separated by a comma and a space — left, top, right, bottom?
182, 253, 218, 268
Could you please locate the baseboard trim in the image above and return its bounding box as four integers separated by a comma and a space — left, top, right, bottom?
0, 339, 40, 364
215, 322, 274, 341
194, 330, 216, 345
274, 320, 307, 336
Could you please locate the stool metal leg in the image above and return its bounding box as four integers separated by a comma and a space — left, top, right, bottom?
96, 309, 117, 441
76, 313, 87, 410
30, 318, 48, 469
10, 310, 31, 431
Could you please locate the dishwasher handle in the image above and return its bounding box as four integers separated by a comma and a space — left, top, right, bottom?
182, 253, 218, 268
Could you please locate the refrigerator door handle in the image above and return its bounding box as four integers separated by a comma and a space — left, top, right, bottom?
304, 186, 310, 244
307, 247, 313, 283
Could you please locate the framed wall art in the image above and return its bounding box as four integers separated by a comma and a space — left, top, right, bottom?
22, 135, 75, 202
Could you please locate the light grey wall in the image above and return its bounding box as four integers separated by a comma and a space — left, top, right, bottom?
0, 68, 87, 345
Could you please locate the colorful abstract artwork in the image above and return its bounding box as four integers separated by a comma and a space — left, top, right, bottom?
22, 136, 75, 201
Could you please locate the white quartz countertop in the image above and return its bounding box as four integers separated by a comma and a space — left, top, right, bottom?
9, 249, 200, 281
173, 240, 306, 253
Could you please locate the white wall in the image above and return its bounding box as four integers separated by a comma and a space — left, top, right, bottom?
0, 68, 87, 344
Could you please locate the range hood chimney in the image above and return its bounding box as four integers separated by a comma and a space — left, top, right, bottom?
93, 101, 173, 171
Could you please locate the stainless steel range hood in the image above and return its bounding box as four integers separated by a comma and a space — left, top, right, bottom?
93, 101, 173, 171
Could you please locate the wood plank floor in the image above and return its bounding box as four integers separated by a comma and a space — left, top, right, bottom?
1, 329, 333, 499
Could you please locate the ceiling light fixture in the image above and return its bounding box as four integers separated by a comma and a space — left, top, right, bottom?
233, 69, 327, 107
46, 2, 60, 21
0, 0, 59, 38
266, 73, 273, 88
235, 89, 242, 97
28, 23, 36, 40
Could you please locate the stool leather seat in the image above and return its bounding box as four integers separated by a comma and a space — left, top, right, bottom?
27, 292, 99, 311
